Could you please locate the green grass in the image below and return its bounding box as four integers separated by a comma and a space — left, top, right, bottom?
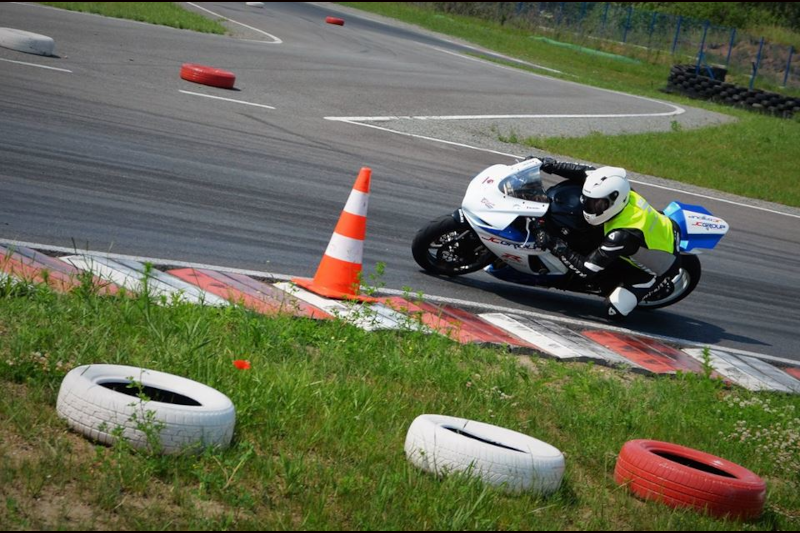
39, 2, 227, 34
749, 24, 800, 49
0, 278, 798, 529
339, 3, 800, 208
528, 111, 800, 206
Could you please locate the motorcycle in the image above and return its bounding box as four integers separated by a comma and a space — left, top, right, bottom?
412, 157, 730, 312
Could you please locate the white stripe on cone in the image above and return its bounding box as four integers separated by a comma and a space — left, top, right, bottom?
324, 233, 364, 263
343, 190, 369, 217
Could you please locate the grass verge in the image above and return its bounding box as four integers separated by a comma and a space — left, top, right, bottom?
527, 111, 800, 206
39, 2, 227, 34
0, 279, 798, 529
339, 2, 800, 208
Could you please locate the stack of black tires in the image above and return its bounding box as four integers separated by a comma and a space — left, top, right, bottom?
666, 64, 799, 119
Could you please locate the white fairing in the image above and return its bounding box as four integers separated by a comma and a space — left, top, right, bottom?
462, 162, 546, 228
461, 158, 567, 275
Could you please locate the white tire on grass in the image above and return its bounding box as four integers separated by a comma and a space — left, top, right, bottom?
405, 414, 565, 495
0, 28, 55, 56
57, 364, 235, 454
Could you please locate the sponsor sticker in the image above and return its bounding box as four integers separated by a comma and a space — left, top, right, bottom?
481, 235, 538, 250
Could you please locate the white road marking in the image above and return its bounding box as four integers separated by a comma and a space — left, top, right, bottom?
179, 90, 276, 109
185, 2, 282, 44
328, 110, 684, 121
325, 118, 521, 158
0, 57, 71, 72
426, 43, 564, 74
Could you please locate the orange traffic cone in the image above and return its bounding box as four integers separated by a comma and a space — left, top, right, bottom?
293, 167, 372, 300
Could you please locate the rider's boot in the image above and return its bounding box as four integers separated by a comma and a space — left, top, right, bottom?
604, 287, 637, 321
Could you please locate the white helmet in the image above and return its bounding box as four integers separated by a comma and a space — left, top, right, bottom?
581, 167, 630, 226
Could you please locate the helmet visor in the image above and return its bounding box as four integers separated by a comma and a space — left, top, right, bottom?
582, 196, 610, 215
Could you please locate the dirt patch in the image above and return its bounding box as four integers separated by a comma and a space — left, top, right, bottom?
26, 484, 108, 529
0, 381, 229, 528
514, 352, 544, 374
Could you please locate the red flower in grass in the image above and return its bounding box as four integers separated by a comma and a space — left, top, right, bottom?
233, 359, 251, 370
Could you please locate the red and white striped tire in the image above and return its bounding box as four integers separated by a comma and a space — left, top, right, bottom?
325, 16, 345, 26
57, 365, 235, 455
614, 439, 766, 520
405, 414, 565, 495
179, 63, 236, 89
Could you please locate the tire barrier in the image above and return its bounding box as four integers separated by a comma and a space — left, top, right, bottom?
666, 64, 798, 119
57, 364, 236, 455
325, 16, 345, 26
614, 439, 766, 520
179, 63, 236, 90
405, 414, 565, 495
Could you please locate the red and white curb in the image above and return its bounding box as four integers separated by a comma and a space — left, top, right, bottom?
479, 313, 647, 371
60, 254, 228, 306
583, 330, 718, 376
3, 244, 800, 395
683, 348, 800, 393
168, 268, 330, 320
274, 282, 429, 332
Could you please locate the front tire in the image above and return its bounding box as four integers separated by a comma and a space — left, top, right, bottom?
412, 214, 495, 276
637, 254, 701, 310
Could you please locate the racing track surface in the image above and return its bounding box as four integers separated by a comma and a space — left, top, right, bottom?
1, 2, 799, 360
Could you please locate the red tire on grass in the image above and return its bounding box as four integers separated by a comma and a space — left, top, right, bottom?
614, 439, 766, 520
179, 63, 236, 89
325, 16, 345, 26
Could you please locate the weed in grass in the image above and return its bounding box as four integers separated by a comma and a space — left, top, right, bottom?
73, 267, 101, 300
360, 261, 387, 297
497, 128, 521, 144
700, 346, 715, 380
721, 396, 800, 483
125, 378, 167, 455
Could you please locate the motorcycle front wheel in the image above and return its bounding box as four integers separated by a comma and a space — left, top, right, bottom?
637, 254, 701, 309
412, 214, 495, 276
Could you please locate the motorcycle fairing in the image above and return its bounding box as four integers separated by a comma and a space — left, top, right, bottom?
663, 202, 729, 252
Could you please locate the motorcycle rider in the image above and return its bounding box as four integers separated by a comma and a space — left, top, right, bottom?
533, 157, 681, 320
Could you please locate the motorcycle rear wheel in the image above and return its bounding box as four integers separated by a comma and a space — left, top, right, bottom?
412, 214, 495, 276
637, 254, 701, 309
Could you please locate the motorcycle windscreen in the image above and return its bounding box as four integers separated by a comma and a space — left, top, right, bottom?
663, 201, 730, 252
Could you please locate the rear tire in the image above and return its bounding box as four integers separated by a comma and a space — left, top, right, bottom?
638, 254, 701, 310
412, 214, 494, 276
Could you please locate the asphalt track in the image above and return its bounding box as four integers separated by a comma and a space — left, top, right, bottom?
1, 2, 798, 360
